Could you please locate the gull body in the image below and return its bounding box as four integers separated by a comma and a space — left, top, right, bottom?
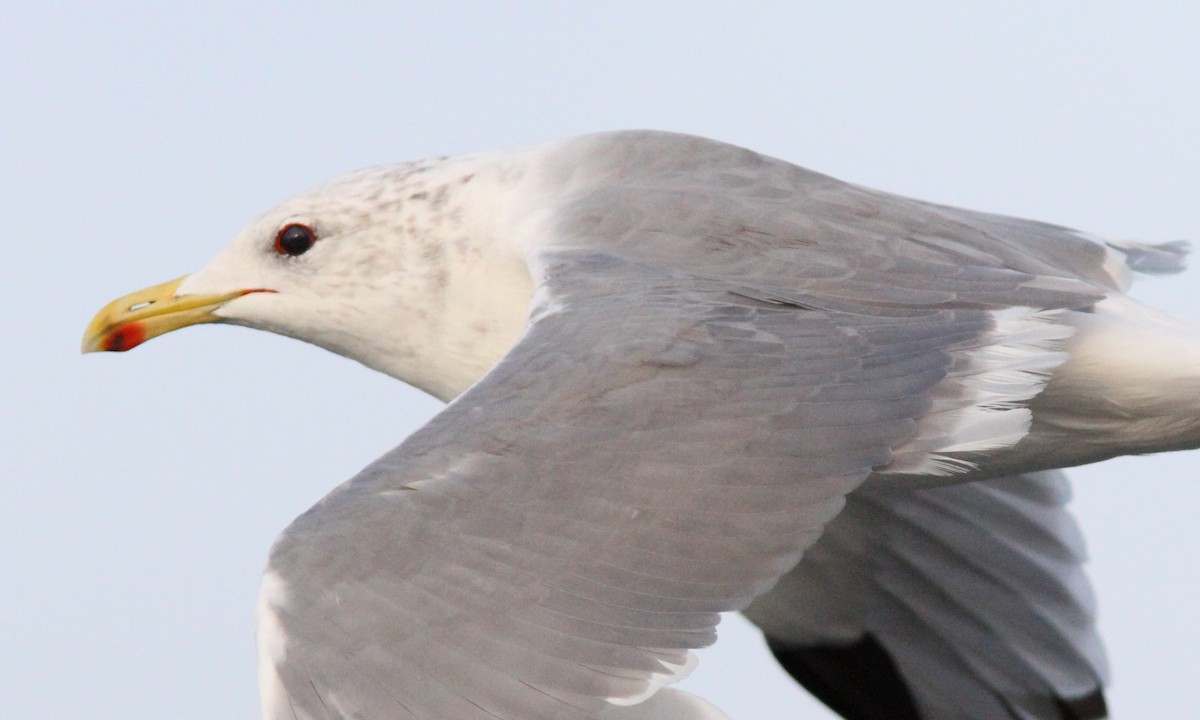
85, 131, 1198, 719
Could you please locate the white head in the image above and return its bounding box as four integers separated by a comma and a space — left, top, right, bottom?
83, 155, 535, 401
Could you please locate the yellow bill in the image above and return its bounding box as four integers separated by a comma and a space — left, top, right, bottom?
82, 276, 273, 353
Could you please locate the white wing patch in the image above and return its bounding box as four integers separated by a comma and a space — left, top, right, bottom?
256, 570, 295, 720
605, 650, 699, 706
600, 687, 732, 720
885, 307, 1074, 476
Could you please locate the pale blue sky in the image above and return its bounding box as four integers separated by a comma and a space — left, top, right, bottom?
5, 3, 1200, 718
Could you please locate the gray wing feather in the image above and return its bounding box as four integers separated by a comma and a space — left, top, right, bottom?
745, 471, 1108, 720
263, 251, 1026, 719
542, 131, 1119, 310
261, 132, 1141, 719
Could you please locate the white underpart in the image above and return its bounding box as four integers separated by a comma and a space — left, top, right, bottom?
256, 570, 293, 720
1059, 294, 1200, 392
605, 650, 699, 706
886, 307, 1075, 476
1039, 293, 1200, 455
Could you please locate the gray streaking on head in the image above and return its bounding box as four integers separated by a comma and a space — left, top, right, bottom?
83, 131, 1199, 720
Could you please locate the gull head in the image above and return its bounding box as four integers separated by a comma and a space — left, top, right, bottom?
83, 157, 536, 401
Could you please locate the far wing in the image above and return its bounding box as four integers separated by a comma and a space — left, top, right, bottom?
745, 471, 1109, 720
258, 251, 1026, 720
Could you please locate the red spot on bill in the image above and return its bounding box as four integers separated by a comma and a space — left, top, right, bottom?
103, 323, 147, 352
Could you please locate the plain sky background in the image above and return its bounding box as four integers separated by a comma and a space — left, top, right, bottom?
5, 3, 1200, 718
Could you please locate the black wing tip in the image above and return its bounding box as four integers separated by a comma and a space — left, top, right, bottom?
768, 633, 1108, 720
1056, 687, 1109, 720
766, 633, 921, 720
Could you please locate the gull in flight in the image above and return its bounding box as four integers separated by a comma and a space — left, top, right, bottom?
83, 131, 1197, 720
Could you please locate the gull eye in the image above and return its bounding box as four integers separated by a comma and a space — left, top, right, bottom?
274, 223, 317, 257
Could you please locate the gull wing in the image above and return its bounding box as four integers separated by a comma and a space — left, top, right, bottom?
747, 471, 1108, 720
257, 132, 1143, 719
259, 246, 1076, 719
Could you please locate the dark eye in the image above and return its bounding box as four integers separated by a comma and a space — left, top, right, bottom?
274, 223, 317, 257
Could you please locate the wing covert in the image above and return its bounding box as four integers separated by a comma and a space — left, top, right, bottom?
259, 250, 1014, 719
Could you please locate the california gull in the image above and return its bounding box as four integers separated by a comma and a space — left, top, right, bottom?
82, 131, 1196, 720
